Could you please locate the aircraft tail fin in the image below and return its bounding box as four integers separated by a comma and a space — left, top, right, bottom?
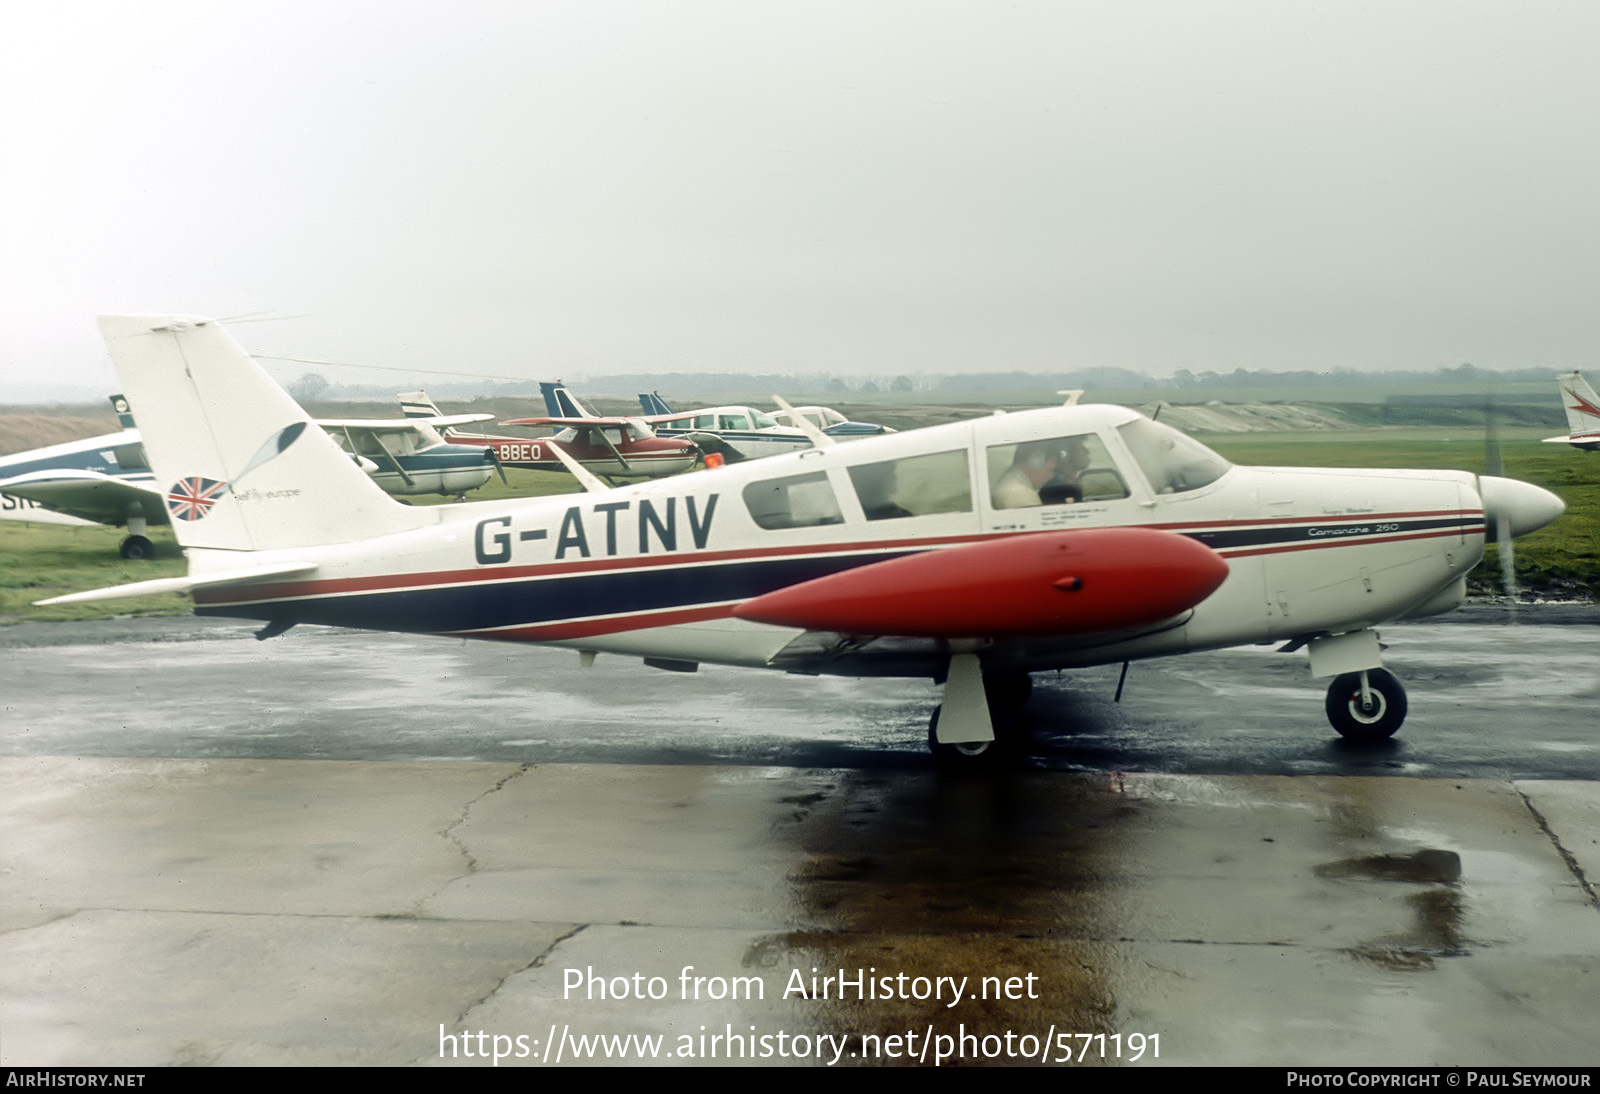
109, 394, 137, 429
638, 391, 675, 416
1557, 371, 1600, 441
399, 390, 445, 419
99, 316, 432, 553
539, 381, 597, 419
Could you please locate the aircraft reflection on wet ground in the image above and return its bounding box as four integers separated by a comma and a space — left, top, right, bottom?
1, 613, 1594, 782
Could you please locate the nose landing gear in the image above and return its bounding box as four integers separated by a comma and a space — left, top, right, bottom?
1324, 668, 1408, 741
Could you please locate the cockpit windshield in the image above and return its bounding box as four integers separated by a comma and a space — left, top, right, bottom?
1116, 418, 1232, 494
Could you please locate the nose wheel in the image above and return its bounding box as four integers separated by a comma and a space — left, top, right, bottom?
1325, 668, 1407, 741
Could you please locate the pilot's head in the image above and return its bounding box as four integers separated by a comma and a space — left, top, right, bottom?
1013, 441, 1061, 485
1062, 438, 1090, 476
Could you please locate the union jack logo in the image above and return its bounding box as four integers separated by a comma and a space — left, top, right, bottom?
166, 477, 229, 521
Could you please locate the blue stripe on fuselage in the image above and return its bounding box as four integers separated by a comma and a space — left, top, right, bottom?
195, 548, 912, 632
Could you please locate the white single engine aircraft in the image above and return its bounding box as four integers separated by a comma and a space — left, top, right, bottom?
1543, 370, 1600, 451
0, 395, 166, 557
317, 410, 502, 498
47, 316, 1566, 762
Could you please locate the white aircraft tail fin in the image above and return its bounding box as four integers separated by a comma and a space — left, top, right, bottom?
1558, 371, 1600, 441
399, 390, 445, 418
98, 315, 432, 552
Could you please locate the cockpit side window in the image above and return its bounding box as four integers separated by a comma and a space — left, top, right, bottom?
743, 471, 844, 530
985, 433, 1128, 509
1116, 418, 1232, 494
847, 449, 971, 521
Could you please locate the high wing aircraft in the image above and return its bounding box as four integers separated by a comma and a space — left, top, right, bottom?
52, 315, 1566, 764
1542, 370, 1600, 451
403, 389, 698, 481
316, 411, 502, 497
0, 395, 167, 557
634, 391, 890, 462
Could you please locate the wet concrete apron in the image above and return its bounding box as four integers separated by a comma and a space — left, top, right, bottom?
3, 758, 1596, 1066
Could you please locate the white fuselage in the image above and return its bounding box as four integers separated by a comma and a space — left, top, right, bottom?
192, 405, 1488, 678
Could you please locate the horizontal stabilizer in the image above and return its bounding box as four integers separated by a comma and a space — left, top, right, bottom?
35, 561, 319, 606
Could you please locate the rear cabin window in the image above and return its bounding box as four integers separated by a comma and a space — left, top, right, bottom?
847, 450, 971, 521
743, 471, 844, 530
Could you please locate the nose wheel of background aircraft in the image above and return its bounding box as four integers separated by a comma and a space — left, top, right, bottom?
1324, 668, 1407, 741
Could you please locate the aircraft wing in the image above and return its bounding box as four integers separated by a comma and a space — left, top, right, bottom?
0, 469, 168, 527
501, 415, 639, 428
317, 414, 494, 430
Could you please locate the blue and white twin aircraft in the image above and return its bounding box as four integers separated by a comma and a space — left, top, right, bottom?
47, 315, 1565, 761
0, 395, 166, 557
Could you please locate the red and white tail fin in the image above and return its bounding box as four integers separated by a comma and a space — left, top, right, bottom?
98, 315, 431, 552
1557, 371, 1600, 444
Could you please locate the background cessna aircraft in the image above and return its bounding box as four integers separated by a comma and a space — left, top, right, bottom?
318, 411, 503, 497
51, 315, 1566, 765
1543, 370, 1600, 451
403, 389, 699, 481
635, 391, 891, 462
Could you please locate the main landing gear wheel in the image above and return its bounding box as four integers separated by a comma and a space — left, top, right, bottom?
119, 534, 155, 560
1324, 668, 1408, 741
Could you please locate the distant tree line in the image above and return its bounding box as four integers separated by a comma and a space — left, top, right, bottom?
289, 362, 1569, 402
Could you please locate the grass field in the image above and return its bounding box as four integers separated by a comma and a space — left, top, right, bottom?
2, 428, 1594, 624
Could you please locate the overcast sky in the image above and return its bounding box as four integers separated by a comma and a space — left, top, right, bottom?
2, 1, 1597, 399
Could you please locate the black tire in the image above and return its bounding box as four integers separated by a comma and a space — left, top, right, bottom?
119, 535, 155, 560
926, 700, 1029, 767
927, 706, 1001, 766
1325, 669, 1408, 741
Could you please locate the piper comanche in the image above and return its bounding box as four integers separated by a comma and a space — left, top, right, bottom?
46, 316, 1566, 763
